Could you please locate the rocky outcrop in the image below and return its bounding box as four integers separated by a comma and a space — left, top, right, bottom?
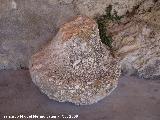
108, 9, 160, 79
0, 0, 149, 70
1, 0, 159, 80
29, 16, 121, 105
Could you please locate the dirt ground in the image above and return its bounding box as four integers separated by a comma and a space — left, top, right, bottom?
0, 70, 160, 120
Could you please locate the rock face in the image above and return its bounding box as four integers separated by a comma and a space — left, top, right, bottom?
108, 9, 160, 79
0, 0, 78, 70
29, 16, 121, 105
1, 0, 159, 80
75, 0, 144, 17
0, 0, 148, 70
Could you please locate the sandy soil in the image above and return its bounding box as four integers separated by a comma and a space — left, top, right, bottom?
0, 70, 160, 120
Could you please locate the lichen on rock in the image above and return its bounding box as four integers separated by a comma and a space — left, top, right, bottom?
29, 16, 121, 105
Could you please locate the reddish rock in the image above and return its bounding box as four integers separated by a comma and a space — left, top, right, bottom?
29, 16, 121, 105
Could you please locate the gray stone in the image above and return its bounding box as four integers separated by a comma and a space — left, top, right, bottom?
0, 0, 78, 70
75, 0, 144, 17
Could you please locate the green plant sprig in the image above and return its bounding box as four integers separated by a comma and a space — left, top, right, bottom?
95, 5, 123, 57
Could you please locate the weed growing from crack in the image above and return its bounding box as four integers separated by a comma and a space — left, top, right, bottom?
95, 5, 123, 57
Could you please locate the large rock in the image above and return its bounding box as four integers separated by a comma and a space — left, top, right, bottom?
29, 16, 121, 105
108, 9, 160, 79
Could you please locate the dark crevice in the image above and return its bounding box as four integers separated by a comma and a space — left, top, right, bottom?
153, 0, 158, 3
95, 5, 123, 58
126, 0, 147, 17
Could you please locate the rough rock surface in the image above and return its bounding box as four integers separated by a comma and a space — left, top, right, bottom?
0, 0, 149, 70
0, 0, 78, 70
75, 0, 144, 17
29, 16, 121, 105
108, 8, 160, 79
137, 0, 160, 14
